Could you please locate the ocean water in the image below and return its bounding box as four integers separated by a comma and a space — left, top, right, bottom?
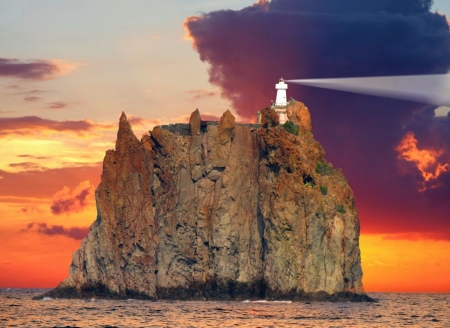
1, 289, 449, 327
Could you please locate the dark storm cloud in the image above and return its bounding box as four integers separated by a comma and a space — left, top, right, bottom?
0, 58, 60, 80
185, 0, 450, 237
185, 0, 450, 117
269, 0, 434, 15
22, 222, 89, 240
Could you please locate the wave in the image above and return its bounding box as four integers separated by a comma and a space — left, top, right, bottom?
242, 300, 292, 304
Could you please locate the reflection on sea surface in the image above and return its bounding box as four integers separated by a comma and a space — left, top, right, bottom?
1, 289, 449, 327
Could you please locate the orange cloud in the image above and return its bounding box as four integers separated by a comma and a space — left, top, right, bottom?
253, 0, 269, 11
396, 131, 450, 191
0, 116, 114, 138
50, 180, 94, 215
22, 222, 89, 240
183, 16, 201, 44
127, 116, 162, 129
9, 162, 47, 171
0, 164, 101, 199
48, 59, 83, 78
0, 160, 98, 288
17, 154, 50, 160
126, 116, 164, 138
19, 203, 44, 215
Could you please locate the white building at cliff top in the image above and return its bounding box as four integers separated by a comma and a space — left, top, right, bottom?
274, 78, 288, 124
257, 78, 289, 124
275, 78, 288, 107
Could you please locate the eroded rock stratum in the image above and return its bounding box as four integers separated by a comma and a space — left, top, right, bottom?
44, 102, 371, 301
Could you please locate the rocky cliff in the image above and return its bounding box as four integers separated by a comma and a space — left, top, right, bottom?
43, 102, 371, 301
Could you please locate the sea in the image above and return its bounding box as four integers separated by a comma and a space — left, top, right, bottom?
1, 289, 449, 327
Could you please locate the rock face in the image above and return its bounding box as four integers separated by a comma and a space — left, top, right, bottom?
45, 101, 370, 301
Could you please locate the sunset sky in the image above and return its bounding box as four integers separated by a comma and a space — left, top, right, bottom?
1, 0, 450, 292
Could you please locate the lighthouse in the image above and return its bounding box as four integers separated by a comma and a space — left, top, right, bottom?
256, 78, 290, 124
274, 78, 288, 124
275, 78, 288, 106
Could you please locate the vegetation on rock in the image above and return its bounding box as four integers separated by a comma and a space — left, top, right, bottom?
320, 185, 328, 195
283, 121, 300, 135
315, 162, 334, 176
336, 205, 346, 214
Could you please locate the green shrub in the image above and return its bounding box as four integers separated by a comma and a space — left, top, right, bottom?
315, 162, 334, 176
336, 205, 346, 214
320, 185, 328, 195
283, 121, 300, 135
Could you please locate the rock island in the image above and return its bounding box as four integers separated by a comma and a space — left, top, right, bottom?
41, 81, 372, 302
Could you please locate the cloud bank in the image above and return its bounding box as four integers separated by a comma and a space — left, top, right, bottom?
0, 116, 114, 137
0, 165, 101, 199
0, 58, 80, 80
51, 180, 94, 215
184, 0, 450, 237
23, 222, 89, 240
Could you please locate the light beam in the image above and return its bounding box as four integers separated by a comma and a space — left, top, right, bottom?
286, 74, 450, 106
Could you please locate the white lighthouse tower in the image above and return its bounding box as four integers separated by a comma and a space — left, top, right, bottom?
274, 78, 288, 124
256, 78, 290, 124
275, 78, 288, 106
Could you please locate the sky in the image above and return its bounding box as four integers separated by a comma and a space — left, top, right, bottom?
0, 0, 449, 292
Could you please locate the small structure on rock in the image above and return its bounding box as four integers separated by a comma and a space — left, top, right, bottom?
257, 78, 289, 124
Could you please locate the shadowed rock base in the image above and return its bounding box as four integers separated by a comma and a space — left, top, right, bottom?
35, 281, 375, 302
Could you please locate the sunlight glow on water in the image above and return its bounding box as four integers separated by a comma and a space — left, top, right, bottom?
1, 289, 449, 327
